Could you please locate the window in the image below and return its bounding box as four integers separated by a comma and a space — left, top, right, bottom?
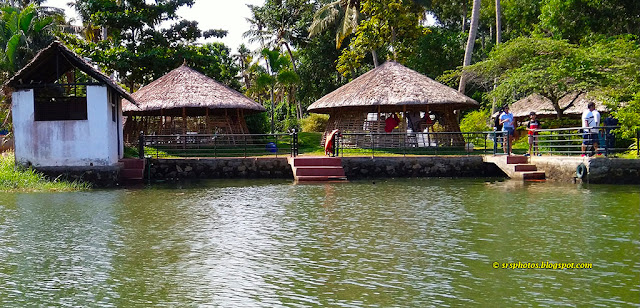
34, 85, 87, 121
34, 68, 90, 121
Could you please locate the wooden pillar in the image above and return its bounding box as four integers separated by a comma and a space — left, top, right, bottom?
205, 108, 210, 134
182, 107, 187, 135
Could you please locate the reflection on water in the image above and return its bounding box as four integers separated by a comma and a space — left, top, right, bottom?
0, 179, 638, 307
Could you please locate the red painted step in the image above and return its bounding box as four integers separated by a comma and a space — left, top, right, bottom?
295, 166, 345, 177
289, 156, 347, 182
522, 171, 546, 181
120, 158, 145, 169
514, 164, 537, 172
291, 157, 343, 167
121, 168, 144, 180
506, 156, 528, 164
296, 175, 347, 182
119, 159, 146, 181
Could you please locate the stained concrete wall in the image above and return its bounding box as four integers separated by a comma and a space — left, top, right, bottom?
12, 86, 123, 167
530, 156, 640, 184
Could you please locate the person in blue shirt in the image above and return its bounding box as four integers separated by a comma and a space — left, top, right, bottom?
499, 105, 515, 155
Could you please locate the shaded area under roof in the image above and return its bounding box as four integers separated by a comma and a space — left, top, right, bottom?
495, 93, 608, 119
307, 61, 478, 114
122, 65, 265, 116
4, 41, 135, 104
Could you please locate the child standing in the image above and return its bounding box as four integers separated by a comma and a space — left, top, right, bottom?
525, 112, 540, 156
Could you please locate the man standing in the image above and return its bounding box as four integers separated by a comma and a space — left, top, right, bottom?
525, 112, 540, 157
500, 105, 515, 155
581, 102, 601, 157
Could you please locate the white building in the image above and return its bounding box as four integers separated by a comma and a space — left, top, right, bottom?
5, 41, 136, 168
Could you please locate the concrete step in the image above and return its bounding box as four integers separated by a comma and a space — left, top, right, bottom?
514, 164, 537, 172
295, 166, 346, 177
291, 157, 342, 167
296, 175, 348, 182
119, 158, 145, 169
506, 156, 528, 164
522, 171, 546, 181
121, 168, 144, 180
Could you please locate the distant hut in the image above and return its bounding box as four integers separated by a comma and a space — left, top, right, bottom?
307, 61, 478, 147
497, 93, 607, 122
122, 65, 265, 142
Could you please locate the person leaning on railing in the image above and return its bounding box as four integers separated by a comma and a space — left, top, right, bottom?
525, 112, 540, 157
581, 102, 601, 157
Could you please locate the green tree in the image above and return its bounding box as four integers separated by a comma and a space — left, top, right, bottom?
255, 48, 301, 132
537, 0, 640, 43
457, 37, 640, 129
336, 0, 426, 77
67, 0, 229, 90
308, 0, 361, 49
0, 3, 58, 75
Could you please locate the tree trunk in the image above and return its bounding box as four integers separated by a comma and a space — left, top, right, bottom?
283, 42, 298, 75
270, 87, 275, 133
461, 0, 468, 33
495, 0, 502, 44
490, 0, 502, 116
458, 0, 481, 93
371, 49, 379, 67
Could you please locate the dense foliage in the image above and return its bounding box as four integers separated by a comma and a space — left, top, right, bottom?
0, 0, 639, 137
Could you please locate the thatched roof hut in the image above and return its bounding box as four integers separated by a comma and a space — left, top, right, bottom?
308, 61, 478, 147
122, 65, 265, 140
496, 93, 607, 120
123, 65, 264, 116
308, 61, 477, 113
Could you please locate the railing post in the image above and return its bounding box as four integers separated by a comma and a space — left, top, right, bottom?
138, 131, 145, 159
637, 128, 639, 157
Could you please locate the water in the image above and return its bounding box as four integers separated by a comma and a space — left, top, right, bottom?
0, 179, 638, 307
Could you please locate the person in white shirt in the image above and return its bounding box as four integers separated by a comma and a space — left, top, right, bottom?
581, 102, 601, 156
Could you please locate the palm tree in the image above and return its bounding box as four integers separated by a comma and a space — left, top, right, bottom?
308, 0, 360, 49
0, 3, 58, 74
458, 0, 480, 93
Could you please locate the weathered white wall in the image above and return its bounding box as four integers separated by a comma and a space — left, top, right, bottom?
12, 86, 123, 167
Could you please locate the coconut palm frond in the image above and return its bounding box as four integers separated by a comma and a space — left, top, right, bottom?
308, 0, 341, 38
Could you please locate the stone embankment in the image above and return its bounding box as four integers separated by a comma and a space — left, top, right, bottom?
341, 156, 504, 179
148, 156, 505, 182
148, 158, 293, 180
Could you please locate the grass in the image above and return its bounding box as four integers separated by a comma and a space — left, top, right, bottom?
0, 153, 90, 192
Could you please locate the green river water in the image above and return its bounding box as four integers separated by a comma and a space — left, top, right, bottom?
0, 178, 638, 307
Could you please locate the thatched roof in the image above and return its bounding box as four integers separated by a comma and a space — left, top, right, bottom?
4, 41, 135, 104
495, 93, 608, 119
307, 61, 478, 113
122, 65, 265, 115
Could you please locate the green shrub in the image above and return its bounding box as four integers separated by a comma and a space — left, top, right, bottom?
0, 153, 89, 191
300, 114, 329, 132
460, 110, 490, 132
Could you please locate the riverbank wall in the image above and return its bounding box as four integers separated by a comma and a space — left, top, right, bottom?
34, 166, 120, 188
147, 156, 505, 181
530, 156, 640, 184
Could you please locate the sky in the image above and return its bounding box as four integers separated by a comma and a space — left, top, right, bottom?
43, 0, 264, 52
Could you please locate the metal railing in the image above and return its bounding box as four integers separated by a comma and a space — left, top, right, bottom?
138, 131, 299, 158
329, 127, 636, 157
533, 126, 631, 156
331, 131, 501, 157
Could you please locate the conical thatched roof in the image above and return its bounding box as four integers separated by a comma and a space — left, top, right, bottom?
307, 61, 478, 113
122, 65, 265, 115
494, 93, 608, 119
4, 41, 135, 104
